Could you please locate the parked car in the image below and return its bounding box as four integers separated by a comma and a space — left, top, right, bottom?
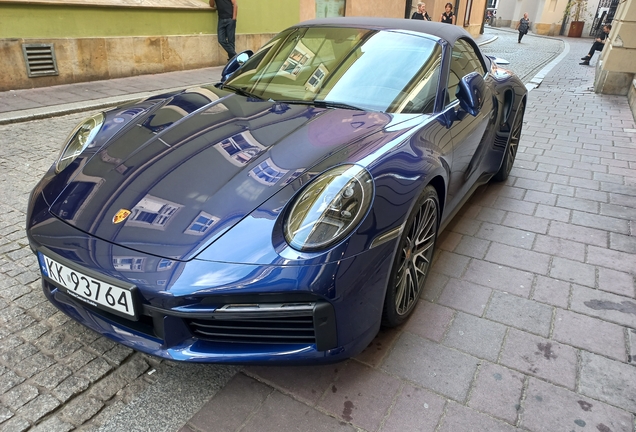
27, 17, 527, 363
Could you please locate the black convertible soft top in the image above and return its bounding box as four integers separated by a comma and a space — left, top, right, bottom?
297, 17, 473, 45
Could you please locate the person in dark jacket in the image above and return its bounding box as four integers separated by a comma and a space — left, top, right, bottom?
516, 12, 530, 43
210, 0, 238, 61
440, 3, 455, 24
411, 2, 431, 20
580, 25, 611, 65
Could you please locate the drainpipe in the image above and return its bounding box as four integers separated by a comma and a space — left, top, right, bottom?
560, 0, 573, 35
480, 0, 488, 33
455, 0, 460, 22
405, 0, 413, 18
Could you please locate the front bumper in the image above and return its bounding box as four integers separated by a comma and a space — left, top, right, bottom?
32, 235, 395, 363
42, 278, 379, 363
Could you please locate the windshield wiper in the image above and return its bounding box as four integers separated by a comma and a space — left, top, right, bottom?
275, 99, 364, 111
221, 85, 265, 101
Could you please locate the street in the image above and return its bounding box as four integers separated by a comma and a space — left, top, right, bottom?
1, 27, 635, 432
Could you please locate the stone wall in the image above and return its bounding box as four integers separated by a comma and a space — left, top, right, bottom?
594, 0, 636, 95
534, 23, 561, 36
0, 33, 275, 91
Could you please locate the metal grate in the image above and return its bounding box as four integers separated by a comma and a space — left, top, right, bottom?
22, 43, 59, 78
590, 0, 619, 37
187, 314, 316, 345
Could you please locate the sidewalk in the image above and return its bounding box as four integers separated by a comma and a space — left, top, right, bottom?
174, 37, 636, 432
0, 66, 224, 125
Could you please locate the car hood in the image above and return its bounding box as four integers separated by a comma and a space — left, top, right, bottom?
48, 86, 402, 261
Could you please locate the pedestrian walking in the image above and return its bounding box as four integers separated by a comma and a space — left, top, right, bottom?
210, 0, 238, 61
411, 2, 431, 20
440, 3, 455, 24
580, 24, 611, 65
516, 12, 530, 43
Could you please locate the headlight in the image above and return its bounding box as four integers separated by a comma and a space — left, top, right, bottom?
284, 164, 374, 251
55, 113, 105, 173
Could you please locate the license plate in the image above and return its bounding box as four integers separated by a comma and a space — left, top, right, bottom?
38, 252, 136, 318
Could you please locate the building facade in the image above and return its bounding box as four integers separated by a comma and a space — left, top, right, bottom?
2, 0, 487, 91
491, 0, 635, 97
0, 0, 294, 91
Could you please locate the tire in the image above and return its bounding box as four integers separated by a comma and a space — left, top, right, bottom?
492, 99, 525, 182
382, 185, 439, 327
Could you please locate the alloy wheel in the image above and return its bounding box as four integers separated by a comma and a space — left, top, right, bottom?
503, 102, 524, 175
394, 197, 438, 316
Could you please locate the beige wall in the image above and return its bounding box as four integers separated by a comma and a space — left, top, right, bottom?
601, 0, 636, 73
346, 0, 405, 18
299, 0, 411, 19
496, 0, 570, 36
536, 0, 570, 35
595, 0, 636, 95
300, 0, 315, 21
462, 0, 488, 37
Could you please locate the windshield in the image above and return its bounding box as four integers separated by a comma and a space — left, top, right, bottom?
225, 26, 442, 114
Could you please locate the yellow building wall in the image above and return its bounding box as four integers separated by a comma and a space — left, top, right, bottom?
0, 0, 298, 38
0, 0, 297, 91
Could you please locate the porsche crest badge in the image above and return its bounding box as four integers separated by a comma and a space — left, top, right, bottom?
112, 209, 131, 224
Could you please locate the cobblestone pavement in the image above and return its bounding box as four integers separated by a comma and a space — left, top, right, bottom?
0, 113, 138, 432
0, 114, 237, 431
1, 28, 633, 432
479, 27, 565, 83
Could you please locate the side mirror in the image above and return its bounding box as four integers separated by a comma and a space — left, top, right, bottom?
456, 72, 485, 117
220, 50, 253, 82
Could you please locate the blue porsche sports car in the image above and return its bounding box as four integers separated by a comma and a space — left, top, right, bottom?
27, 18, 526, 363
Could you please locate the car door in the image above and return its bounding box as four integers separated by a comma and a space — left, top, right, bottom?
441, 38, 493, 217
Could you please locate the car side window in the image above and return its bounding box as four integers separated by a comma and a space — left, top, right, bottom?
446, 38, 486, 106
398, 44, 442, 114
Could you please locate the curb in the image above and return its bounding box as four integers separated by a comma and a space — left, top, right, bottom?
477, 35, 498, 46
525, 39, 570, 92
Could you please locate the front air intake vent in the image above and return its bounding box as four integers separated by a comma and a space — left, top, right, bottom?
183, 301, 338, 351
22, 43, 59, 78
187, 315, 317, 345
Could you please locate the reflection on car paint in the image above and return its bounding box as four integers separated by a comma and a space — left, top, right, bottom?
215, 131, 264, 166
